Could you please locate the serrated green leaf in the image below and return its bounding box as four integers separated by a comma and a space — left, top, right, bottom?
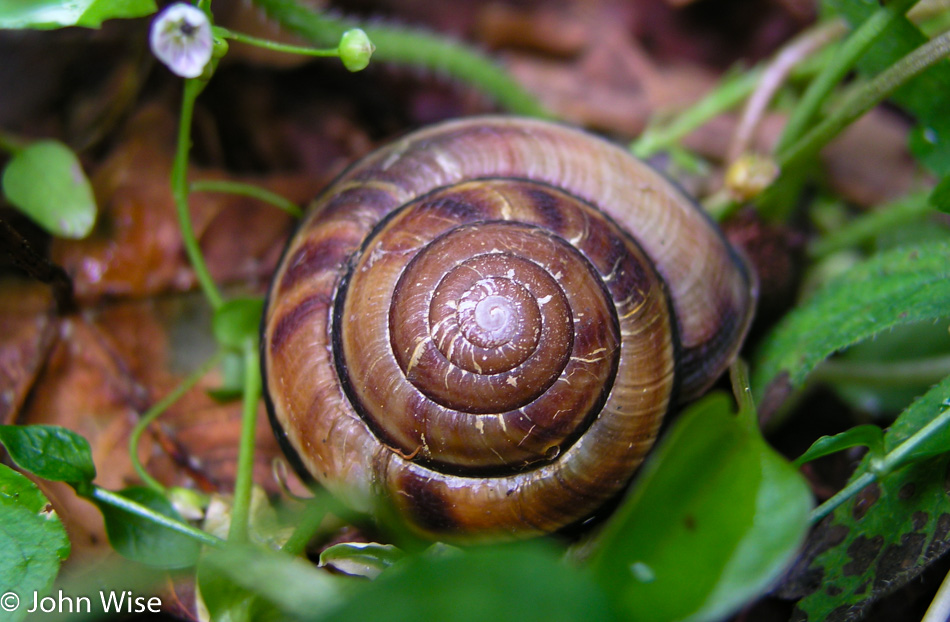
794, 425, 885, 468
752, 241, 950, 415
789, 377, 950, 620
588, 393, 812, 622
319, 542, 403, 579
0, 425, 96, 486
213, 298, 264, 350
880, 375, 950, 465
1, 140, 95, 237
0, 464, 70, 622
96, 486, 200, 569
324, 543, 617, 622
0, 0, 156, 29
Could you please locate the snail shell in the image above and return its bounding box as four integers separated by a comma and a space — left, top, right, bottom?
262, 117, 756, 541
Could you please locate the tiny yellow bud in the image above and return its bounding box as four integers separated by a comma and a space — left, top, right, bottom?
724, 153, 779, 202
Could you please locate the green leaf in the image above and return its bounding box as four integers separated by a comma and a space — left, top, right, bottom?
880, 375, 950, 466
96, 486, 201, 569
324, 543, 617, 622
319, 542, 403, 579
0, 464, 70, 622
788, 376, 950, 620
0, 0, 156, 29
588, 393, 812, 622
930, 174, 950, 214
1, 140, 95, 237
752, 241, 950, 415
200, 544, 345, 621
197, 555, 265, 622
0, 425, 96, 486
821, 321, 950, 416
794, 425, 885, 467
213, 297, 265, 350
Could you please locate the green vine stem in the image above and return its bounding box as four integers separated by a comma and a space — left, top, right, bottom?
923, 565, 950, 622
727, 20, 846, 164
212, 25, 340, 60
631, 49, 834, 160
228, 339, 263, 543
812, 354, 950, 388
250, 0, 550, 118
190, 179, 303, 218
808, 191, 934, 258
172, 78, 224, 310
90, 486, 224, 548
810, 405, 950, 523
776, 0, 921, 154
281, 499, 331, 556
776, 28, 950, 172
129, 351, 225, 494
631, 69, 761, 159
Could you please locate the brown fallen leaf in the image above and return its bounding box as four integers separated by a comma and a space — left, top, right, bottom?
50, 104, 327, 302
14, 296, 290, 562
0, 279, 57, 424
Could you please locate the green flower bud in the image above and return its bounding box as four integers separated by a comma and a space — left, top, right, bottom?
338, 28, 375, 72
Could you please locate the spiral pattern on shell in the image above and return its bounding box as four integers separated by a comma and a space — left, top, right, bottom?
262, 117, 756, 540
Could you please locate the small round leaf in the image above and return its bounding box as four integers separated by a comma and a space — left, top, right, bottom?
0, 425, 96, 486
2, 140, 96, 238
96, 487, 201, 569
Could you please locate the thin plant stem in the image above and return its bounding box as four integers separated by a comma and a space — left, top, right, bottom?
190, 179, 303, 218
282, 500, 330, 556
807, 191, 933, 258
777, 28, 950, 172
228, 339, 263, 543
129, 351, 225, 493
922, 565, 950, 622
213, 25, 340, 58
250, 0, 550, 117
90, 486, 224, 548
728, 20, 846, 163
810, 471, 876, 524
172, 79, 224, 310
810, 406, 950, 523
632, 69, 761, 159
776, 0, 920, 154
632, 23, 835, 160
812, 354, 950, 387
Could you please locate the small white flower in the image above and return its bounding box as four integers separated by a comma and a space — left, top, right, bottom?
150, 3, 213, 79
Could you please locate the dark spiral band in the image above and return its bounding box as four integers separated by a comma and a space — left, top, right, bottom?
337, 180, 631, 472
391, 225, 579, 413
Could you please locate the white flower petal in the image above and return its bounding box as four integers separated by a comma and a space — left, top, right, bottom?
150, 3, 213, 79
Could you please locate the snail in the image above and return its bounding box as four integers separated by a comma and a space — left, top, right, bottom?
261, 116, 756, 541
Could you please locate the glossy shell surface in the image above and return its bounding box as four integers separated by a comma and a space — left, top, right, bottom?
262, 116, 756, 540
